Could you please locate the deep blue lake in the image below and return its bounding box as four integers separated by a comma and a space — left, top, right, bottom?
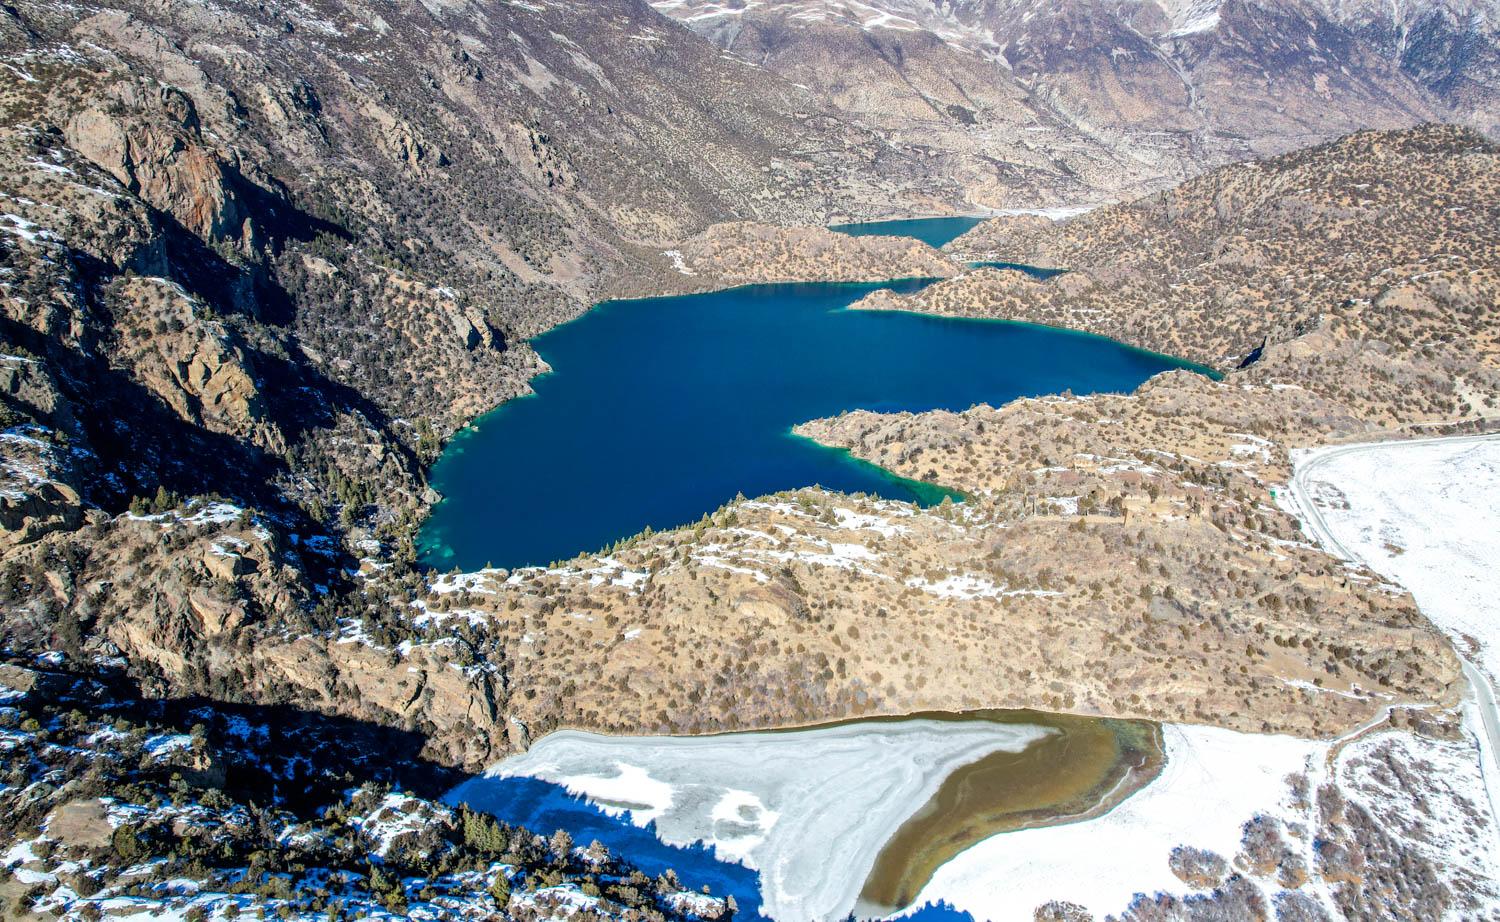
418, 270, 1196, 571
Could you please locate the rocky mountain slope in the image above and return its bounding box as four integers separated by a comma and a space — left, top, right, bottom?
0, 663, 732, 921
655, 0, 1499, 209
0, 0, 984, 717
0, 0, 967, 512
1321, 0, 1500, 129
887, 123, 1500, 427
655, 0, 1191, 208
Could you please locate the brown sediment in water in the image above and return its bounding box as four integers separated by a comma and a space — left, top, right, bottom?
855, 709, 1164, 915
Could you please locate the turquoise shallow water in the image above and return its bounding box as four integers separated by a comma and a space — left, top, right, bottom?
829, 215, 987, 247
418, 272, 1196, 571
967, 260, 1065, 277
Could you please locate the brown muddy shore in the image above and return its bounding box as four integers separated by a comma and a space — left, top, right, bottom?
857, 710, 1164, 914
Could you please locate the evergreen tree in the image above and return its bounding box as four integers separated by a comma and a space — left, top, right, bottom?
549, 827, 574, 862
489, 874, 511, 905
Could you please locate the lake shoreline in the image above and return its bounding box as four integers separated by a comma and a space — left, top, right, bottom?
840, 301, 1225, 381
417, 267, 1196, 571
414, 216, 1157, 572
857, 711, 1164, 915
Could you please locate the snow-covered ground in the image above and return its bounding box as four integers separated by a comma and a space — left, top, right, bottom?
1286, 433, 1500, 862
461, 713, 1500, 921
1287, 436, 1500, 684
866, 434, 1500, 921
906, 717, 1500, 921
450, 718, 1052, 922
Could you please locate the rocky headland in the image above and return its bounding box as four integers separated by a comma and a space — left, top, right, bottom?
665, 221, 960, 288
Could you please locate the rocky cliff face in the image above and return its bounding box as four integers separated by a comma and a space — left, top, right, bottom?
0, 0, 978, 762
66, 89, 260, 247
110, 276, 277, 446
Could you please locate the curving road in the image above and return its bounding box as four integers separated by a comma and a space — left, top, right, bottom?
1286, 432, 1500, 824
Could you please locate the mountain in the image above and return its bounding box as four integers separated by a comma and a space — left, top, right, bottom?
1318, 0, 1500, 131
654, 0, 1498, 205
877, 123, 1500, 418
652, 0, 1215, 206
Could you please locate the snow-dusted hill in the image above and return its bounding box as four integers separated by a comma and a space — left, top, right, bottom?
653, 0, 1499, 172
649, 0, 1001, 48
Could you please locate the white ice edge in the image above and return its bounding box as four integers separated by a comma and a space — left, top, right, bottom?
451, 718, 1052, 921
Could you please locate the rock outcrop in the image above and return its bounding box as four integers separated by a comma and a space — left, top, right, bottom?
66, 94, 258, 248
111, 276, 275, 446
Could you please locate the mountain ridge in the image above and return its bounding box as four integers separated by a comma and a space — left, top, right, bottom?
655, 0, 1498, 210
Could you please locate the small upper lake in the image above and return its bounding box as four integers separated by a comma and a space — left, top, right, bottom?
829, 215, 987, 248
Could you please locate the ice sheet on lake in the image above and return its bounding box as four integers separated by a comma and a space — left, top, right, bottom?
452, 718, 1051, 921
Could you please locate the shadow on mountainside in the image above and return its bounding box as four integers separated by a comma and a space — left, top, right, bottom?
23, 662, 464, 809
12, 663, 985, 922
